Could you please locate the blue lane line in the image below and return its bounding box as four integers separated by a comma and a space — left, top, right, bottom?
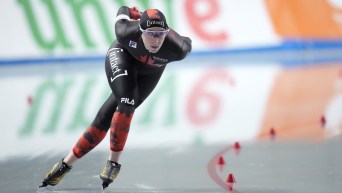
0, 56, 105, 66
1, 40, 342, 66
190, 39, 342, 56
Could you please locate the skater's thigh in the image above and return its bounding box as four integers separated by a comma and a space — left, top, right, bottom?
105, 48, 138, 108
136, 67, 165, 107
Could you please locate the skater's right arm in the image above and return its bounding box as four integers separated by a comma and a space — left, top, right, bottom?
115, 6, 141, 40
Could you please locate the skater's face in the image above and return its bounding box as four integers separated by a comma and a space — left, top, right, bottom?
140, 26, 169, 53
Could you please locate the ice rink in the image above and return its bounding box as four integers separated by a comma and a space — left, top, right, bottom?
0, 136, 341, 193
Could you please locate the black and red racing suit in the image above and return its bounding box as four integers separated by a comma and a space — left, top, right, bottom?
72, 6, 192, 157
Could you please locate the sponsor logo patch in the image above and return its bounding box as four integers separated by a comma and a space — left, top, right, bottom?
129, 40, 137, 48
121, 98, 135, 105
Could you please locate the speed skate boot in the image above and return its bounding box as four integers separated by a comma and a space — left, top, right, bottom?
39, 159, 72, 188
100, 160, 121, 190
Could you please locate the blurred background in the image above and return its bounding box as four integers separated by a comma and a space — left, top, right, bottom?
1, 0, 342, 159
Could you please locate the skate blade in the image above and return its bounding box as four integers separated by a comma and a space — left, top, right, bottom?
38, 182, 47, 188
102, 182, 109, 190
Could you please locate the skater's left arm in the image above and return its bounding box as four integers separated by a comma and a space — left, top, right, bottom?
115, 6, 141, 39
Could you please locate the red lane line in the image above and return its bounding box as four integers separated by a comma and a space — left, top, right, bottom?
207, 145, 242, 193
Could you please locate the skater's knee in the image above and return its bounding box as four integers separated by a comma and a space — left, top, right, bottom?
92, 113, 112, 130
117, 103, 135, 115
92, 103, 117, 130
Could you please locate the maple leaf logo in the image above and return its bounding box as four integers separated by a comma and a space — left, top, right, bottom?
147, 9, 161, 19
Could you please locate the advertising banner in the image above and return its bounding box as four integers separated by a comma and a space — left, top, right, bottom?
265, 0, 342, 38
0, 0, 277, 58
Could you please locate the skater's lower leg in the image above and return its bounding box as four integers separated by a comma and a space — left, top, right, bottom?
40, 94, 116, 188
71, 94, 116, 158
39, 125, 108, 188
64, 124, 106, 166
100, 109, 134, 189
109, 108, 134, 154
72, 125, 107, 158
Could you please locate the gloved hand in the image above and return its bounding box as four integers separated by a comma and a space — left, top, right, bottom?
129, 7, 142, 20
